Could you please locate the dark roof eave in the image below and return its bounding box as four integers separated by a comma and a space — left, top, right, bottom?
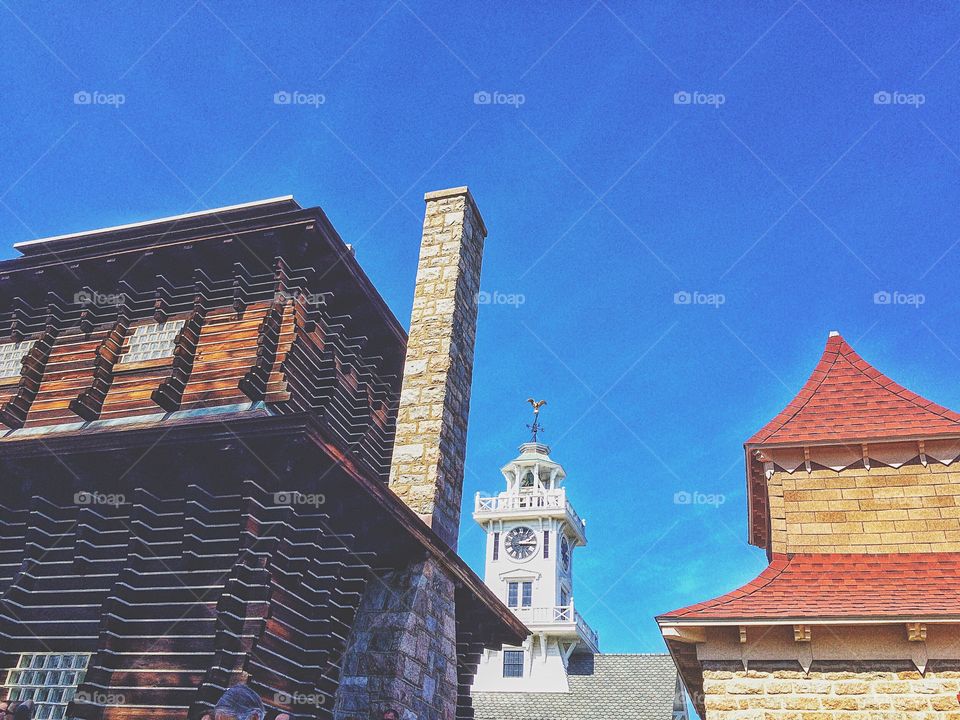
0, 411, 526, 647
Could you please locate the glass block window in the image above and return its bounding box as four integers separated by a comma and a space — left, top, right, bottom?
502, 650, 524, 678
0, 341, 34, 378
2, 653, 89, 720
120, 320, 184, 364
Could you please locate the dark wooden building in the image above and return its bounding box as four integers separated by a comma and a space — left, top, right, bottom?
0, 191, 525, 720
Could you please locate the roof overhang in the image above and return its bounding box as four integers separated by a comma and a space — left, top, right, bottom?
13, 196, 298, 251
660, 616, 960, 630
0, 410, 528, 648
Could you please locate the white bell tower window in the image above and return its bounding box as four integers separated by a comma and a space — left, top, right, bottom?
120, 320, 184, 364
507, 581, 532, 608
2, 653, 90, 720
520, 470, 535, 490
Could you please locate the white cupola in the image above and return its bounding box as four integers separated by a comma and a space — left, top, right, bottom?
501, 442, 566, 495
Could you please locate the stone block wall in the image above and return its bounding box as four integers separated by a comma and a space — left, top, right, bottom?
389, 187, 487, 550
702, 662, 960, 718
768, 460, 960, 554
333, 558, 459, 720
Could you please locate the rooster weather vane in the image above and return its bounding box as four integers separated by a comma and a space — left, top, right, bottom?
526, 398, 547, 442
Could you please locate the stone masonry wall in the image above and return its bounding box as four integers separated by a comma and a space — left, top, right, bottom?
333, 558, 459, 720
768, 460, 960, 554
703, 663, 960, 718
389, 187, 487, 550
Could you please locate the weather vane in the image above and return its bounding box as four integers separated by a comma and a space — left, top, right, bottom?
526, 398, 547, 442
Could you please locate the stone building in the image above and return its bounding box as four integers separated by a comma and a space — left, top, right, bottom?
659, 331, 960, 719
470, 431, 686, 718
0, 188, 526, 720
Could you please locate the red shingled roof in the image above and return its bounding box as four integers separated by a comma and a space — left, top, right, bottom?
747, 332, 960, 446
659, 553, 960, 621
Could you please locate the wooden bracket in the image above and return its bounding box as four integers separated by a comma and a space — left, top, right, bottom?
907, 622, 927, 642
793, 624, 812, 642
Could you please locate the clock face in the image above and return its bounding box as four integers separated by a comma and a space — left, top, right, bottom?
505, 526, 538, 560
560, 536, 571, 571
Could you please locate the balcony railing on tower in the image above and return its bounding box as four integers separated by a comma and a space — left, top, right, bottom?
510, 603, 599, 651
473, 488, 586, 537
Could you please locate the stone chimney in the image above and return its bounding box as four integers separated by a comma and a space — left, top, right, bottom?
389, 186, 487, 549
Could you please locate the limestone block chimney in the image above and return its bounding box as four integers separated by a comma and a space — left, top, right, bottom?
389, 186, 487, 549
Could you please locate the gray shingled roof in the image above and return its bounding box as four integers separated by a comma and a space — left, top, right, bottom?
471, 653, 686, 720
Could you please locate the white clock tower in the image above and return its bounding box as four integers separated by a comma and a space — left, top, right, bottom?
470, 403, 598, 693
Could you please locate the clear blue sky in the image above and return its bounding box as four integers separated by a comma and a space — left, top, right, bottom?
3, 1, 960, 654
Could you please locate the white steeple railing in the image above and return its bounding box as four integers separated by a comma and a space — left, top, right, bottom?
510, 604, 600, 651
474, 488, 586, 532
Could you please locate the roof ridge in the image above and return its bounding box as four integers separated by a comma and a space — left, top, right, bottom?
589, 652, 673, 657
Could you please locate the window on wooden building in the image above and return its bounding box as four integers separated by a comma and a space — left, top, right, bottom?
120, 320, 185, 364
0, 340, 34, 378
502, 650, 524, 678
2, 653, 90, 720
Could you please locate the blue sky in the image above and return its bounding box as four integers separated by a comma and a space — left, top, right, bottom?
3, 1, 960, 653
